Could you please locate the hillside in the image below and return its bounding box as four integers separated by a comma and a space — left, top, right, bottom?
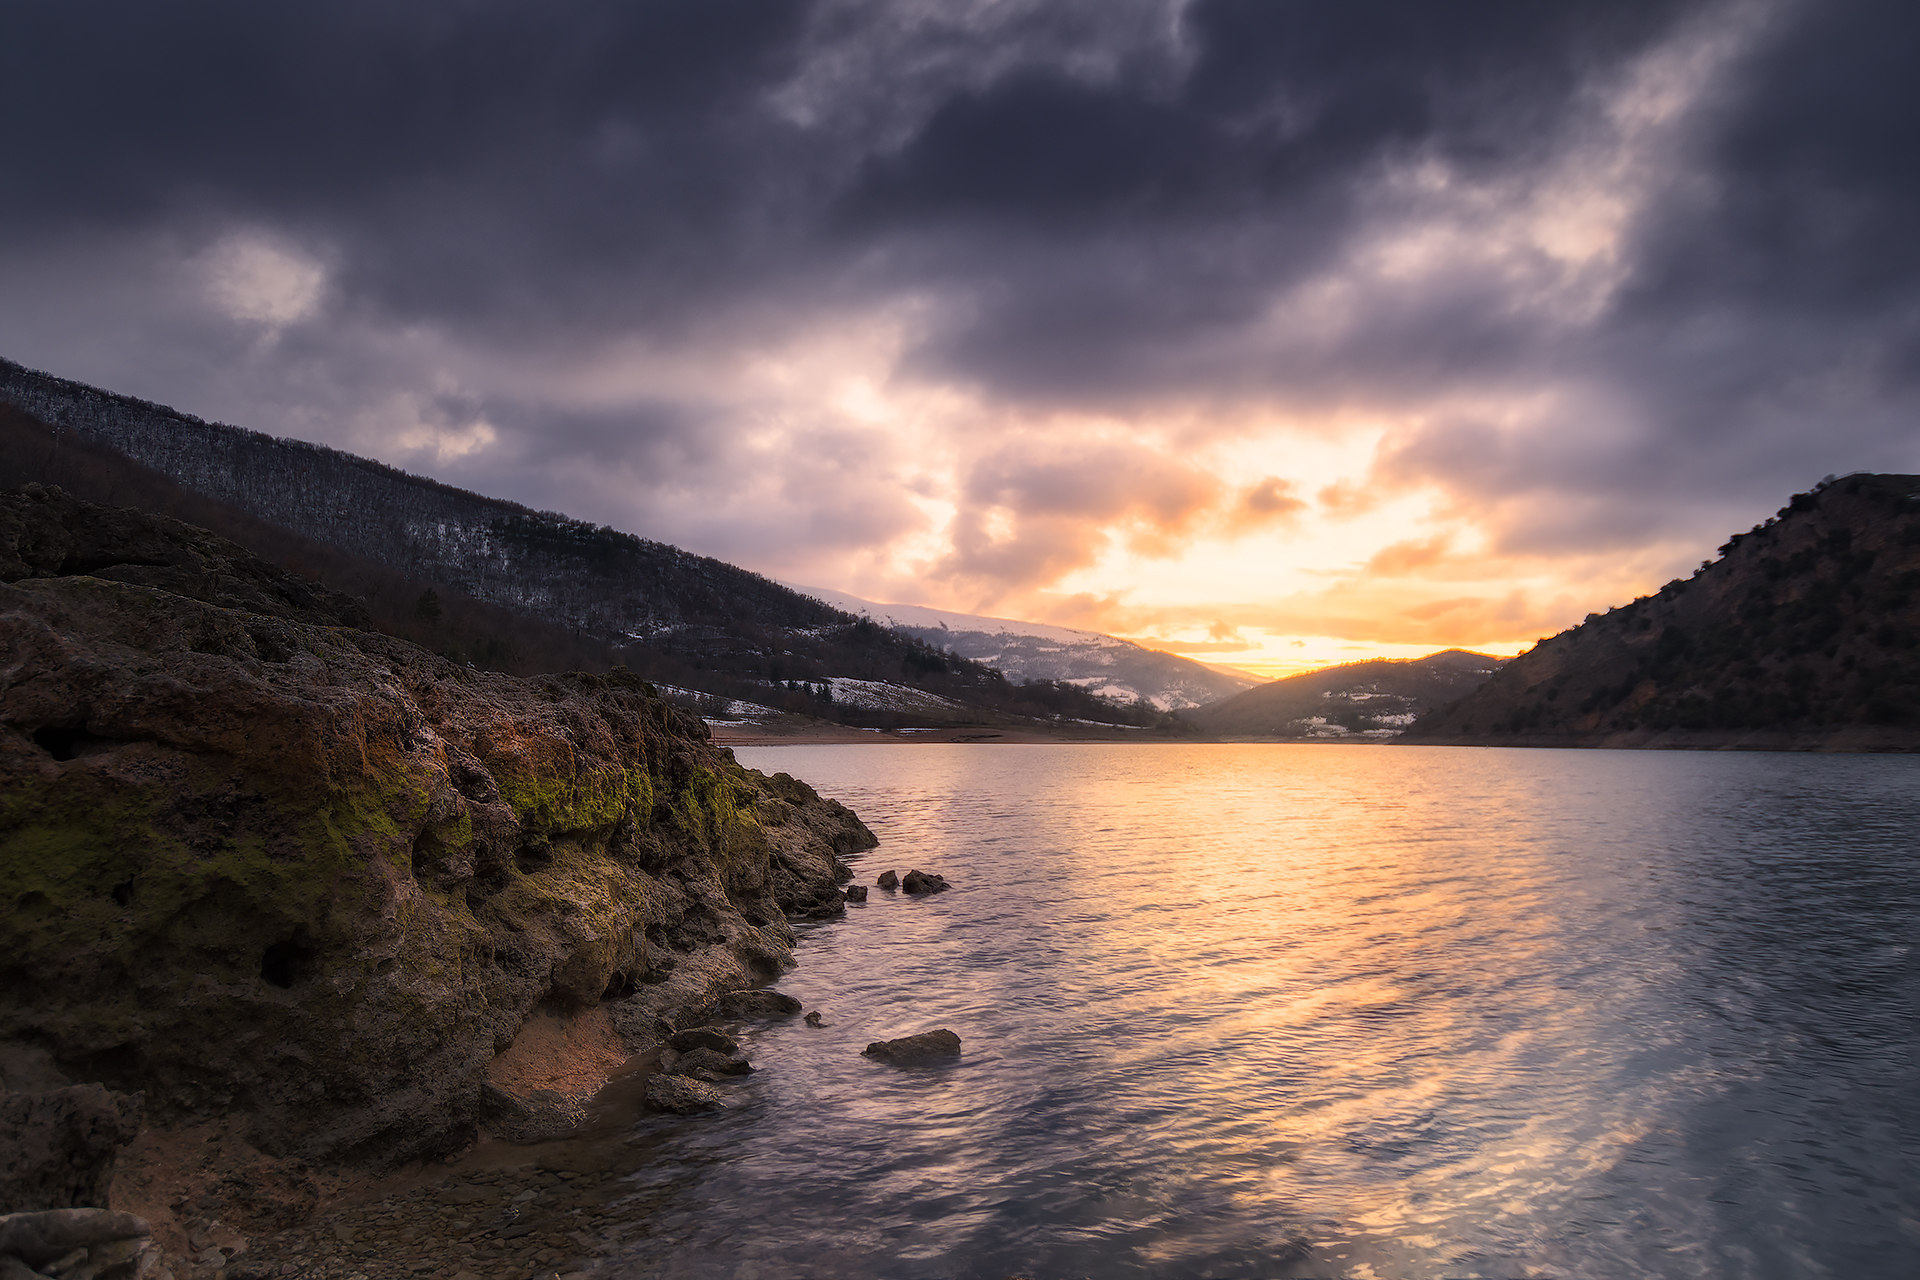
1182, 650, 1504, 740
0, 359, 1174, 731
1399, 474, 1920, 750
791, 585, 1259, 710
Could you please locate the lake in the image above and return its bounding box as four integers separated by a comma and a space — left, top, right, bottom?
597, 744, 1918, 1279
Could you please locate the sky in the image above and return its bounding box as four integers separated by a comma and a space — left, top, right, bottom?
3, 1, 1916, 677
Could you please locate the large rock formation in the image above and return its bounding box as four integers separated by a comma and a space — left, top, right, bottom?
0, 1085, 142, 1212
0, 484, 875, 1170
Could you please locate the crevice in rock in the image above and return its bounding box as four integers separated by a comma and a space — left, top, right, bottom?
31, 724, 83, 761
259, 929, 317, 990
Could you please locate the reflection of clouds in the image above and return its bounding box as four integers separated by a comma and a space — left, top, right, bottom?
704, 742, 1915, 1277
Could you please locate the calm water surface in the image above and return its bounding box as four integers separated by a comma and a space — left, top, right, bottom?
600, 745, 1917, 1279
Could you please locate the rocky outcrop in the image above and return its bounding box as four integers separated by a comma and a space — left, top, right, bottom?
670, 989, 802, 1025
862, 1030, 962, 1065
0, 485, 876, 1170
658, 1046, 753, 1081
643, 1075, 724, 1115
901, 869, 950, 894
0, 1086, 142, 1212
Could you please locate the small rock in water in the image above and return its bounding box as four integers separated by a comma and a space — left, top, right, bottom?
644, 1074, 725, 1114
804, 1011, 824, 1027
901, 869, 950, 894
676, 989, 803, 1025
661, 1046, 753, 1080
862, 1028, 962, 1064
667, 1026, 739, 1055
843, 884, 868, 902
876, 870, 898, 889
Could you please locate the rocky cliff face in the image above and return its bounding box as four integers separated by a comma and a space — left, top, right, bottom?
0, 484, 875, 1170
1400, 473, 1920, 749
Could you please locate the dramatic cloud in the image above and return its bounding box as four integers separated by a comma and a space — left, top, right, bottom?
1, 0, 1914, 672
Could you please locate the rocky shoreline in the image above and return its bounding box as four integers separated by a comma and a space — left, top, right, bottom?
1, 485, 883, 1278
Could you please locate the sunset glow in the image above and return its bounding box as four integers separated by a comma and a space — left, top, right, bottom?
2, 0, 1914, 667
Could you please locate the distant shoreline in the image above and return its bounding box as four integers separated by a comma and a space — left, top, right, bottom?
707, 721, 1154, 747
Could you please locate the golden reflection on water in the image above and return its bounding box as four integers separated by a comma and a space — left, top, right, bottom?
641, 743, 1920, 1280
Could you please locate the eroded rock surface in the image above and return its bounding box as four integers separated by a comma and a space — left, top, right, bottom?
643, 1075, 724, 1115
672, 989, 803, 1026
901, 869, 950, 894
0, 1208, 152, 1273
0, 1085, 142, 1212
0, 486, 876, 1171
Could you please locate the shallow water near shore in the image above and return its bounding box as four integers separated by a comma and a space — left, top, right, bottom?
598, 744, 1917, 1279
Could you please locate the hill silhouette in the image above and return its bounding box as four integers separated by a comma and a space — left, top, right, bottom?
1400, 473, 1920, 750
1182, 649, 1504, 740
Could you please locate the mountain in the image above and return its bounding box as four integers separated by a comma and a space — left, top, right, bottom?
1182, 650, 1506, 740
1399, 473, 1920, 750
0, 357, 1177, 730
790, 586, 1260, 710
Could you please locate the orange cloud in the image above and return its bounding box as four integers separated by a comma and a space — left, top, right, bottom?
1229, 476, 1307, 531
1317, 477, 1383, 517
1364, 533, 1454, 575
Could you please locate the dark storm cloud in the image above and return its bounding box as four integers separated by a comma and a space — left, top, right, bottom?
1, 0, 1916, 609
1, 0, 821, 336
1366, 0, 1920, 561
3, 0, 1696, 352
853, 0, 1692, 226
1629, 0, 1920, 316
844, 0, 1697, 400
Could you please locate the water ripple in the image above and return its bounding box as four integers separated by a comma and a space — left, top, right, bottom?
599, 744, 1920, 1280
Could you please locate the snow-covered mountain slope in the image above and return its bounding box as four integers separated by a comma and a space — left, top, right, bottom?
788, 586, 1260, 711
1183, 650, 1507, 739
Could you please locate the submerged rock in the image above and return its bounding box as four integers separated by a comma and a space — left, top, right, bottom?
862, 1029, 962, 1065
644, 1074, 724, 1115
0, 486, 877, 1170
659, 1046, 753, 1080
901, 869, 950, 894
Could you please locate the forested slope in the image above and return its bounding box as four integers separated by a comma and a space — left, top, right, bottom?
1183, 650, 1502, 740
0, 360, 1173, 728
1399, 474, 1920, 750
